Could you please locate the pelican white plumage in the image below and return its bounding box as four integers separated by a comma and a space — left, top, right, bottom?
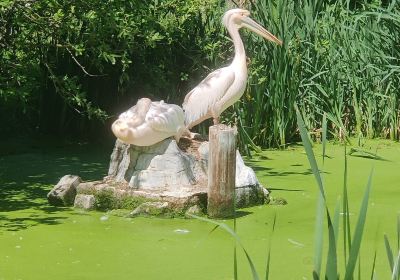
111, 98, 188, 146
183, 9, 282, 129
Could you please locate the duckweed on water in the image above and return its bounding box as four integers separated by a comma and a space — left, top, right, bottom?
0, 140, 399, 279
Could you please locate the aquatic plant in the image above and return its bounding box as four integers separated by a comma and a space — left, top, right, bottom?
296, 105, 373, 279
189, 107, 398, 279
221, 0, 400, 150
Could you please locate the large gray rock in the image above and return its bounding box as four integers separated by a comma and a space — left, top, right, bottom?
47, 175, 81, 206
108, 139, 195, 191
74, 194, 96, 210
106, 138, 267, 207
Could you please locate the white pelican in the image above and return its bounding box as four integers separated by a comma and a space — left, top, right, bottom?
183, 9, 282, 129
111, 98, 188, 146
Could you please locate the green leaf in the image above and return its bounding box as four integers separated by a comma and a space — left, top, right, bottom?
370, 251, 377, 280
296, 104, 337, 280
265, 213, 276, 280
322, 113, 327, 165
385, 234, 394, 272
393, 251, 400, 280
344, 170, 373, 280
295, 104, 326, 200
314, 191, 324, 279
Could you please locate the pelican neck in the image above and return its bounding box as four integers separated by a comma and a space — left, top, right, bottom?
226, 24, 246, 67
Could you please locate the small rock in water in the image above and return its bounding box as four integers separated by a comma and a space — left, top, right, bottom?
130, 202, 169, 217
174, 229, 190, 234
185, 205, 202, 216
100, 215, 109, 221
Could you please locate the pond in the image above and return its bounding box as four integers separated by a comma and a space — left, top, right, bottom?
1, 139, 399, 279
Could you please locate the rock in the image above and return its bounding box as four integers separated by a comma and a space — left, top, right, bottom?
76, 180, 106, 194
106, 138, 267, 207
269, 197, 288, 205
74, 194, 96, 210
47, 175, 81, 206
185, 205, 203, 216
52, 136, 268, 214
130, 202, 169, 216
107, 139, 196, 192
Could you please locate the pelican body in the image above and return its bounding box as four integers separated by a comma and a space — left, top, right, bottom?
183, 9, 282, 129
112, 98, 187, 146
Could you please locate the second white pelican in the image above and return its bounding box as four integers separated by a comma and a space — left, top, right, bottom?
112, 98, 188, 146
183, 9, 282, 129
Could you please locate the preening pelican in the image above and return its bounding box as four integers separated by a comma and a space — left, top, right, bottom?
112, 98, 188, 146
183, 9, 282, 129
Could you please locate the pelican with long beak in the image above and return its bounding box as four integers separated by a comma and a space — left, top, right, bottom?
112, 98, 188, 146
183, 9, 282, 129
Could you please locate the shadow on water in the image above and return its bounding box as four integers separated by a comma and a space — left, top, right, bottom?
268, 187, 304, 192
0, 141, 111, 231
0, 213, 68, 232
246, 160, 330, 177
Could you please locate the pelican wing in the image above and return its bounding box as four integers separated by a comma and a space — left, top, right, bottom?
146, 103, 184, 134
183, 67, 235, 127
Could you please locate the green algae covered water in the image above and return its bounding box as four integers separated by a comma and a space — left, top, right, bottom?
1, 140, 400, 279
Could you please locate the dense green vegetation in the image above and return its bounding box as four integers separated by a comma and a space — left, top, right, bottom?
1, 0, 399, 147
239, 0, 400, 149
0, 0, 225, 136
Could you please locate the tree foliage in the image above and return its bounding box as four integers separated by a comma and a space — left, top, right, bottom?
0, 0, 224, 135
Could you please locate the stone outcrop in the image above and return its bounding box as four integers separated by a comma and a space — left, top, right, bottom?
108, 139, 196, 191
47, 175, 81, 206
105, 138, 267, 206
48, 137, 269, 215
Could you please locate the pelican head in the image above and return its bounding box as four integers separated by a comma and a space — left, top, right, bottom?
111, 119, 134, 143
222, 9, 282, 45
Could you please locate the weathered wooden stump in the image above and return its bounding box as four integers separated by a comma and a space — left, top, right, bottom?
207, 124, 237, 218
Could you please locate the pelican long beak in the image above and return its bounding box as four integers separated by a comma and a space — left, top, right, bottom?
242, 17, 282, 45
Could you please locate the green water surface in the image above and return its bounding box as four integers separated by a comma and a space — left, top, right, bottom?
1, 140, 399, 279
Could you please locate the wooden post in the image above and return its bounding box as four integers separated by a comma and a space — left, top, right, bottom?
207, 124, 237, 218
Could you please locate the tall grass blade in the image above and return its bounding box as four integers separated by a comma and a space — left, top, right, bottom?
314, 191, 324, 280
188, 214, 260, 280
333, 200, 341, 245
296, 104, 324, 280
385, 234, 394, 272
234, 209, 238, 280
295, 104, 326, 199
344, 169, 374, 280
322, 113, 327, 165
296, 104, 337, 279
397, 215, 400, 252
393, 251, 400, 280
370, 251, 377, 280
325, 215, 338, 280
343, 144, 352, 266
234, 245, 238, 280
265, 213, 276, 280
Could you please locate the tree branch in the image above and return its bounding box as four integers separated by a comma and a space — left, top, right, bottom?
65, 47, 107, 77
